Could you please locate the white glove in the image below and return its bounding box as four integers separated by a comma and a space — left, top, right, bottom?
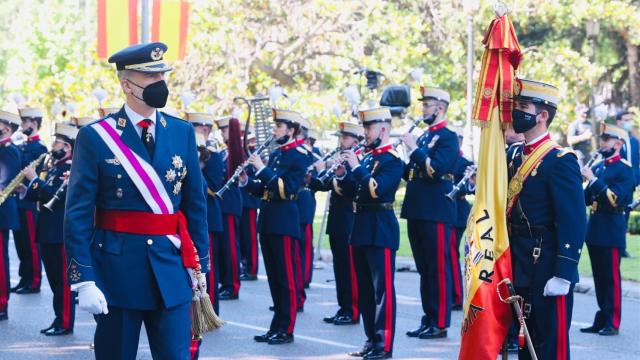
543, 276, 571, 296
77, 282, 109, 314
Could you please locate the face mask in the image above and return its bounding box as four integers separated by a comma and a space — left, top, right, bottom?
128, 79, 169, 108
275, 134, 290, 145
22, 127, 33, 136
599, 147, 615, 158
512, 109, 538, 134
52, 149, 67, 160
366, 136, 382, 151
621, 121, 633, 131
422, 111, 438, 126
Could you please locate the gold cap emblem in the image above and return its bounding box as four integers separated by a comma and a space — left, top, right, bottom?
151, 47, 164, 61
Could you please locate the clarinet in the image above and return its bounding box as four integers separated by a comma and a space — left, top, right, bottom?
216, 135, 275, 199
43, 178, 69, 211
307, 147, 340, 172
318, 141, 367, 182
445, 165, 477, 201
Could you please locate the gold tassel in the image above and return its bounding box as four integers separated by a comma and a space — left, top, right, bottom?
190, 268, 225, 337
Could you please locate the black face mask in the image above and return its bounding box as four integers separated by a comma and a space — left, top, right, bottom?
512, 109, 538, 134
422, 111, 439, 126
22, 127, 34, 136
599, 147, 616, 158
128, 79, 169, 108
275, 134, 290, 145
52, 149, 67, 160
366, 136, 382, 151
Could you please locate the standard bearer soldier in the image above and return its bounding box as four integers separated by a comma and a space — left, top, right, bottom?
23, 122, 78, 336
580, 123, 634, 336
506, 78, 586, 360
64, 42, 210, 359
339, 107, 403, 360
400, 87, 459, 339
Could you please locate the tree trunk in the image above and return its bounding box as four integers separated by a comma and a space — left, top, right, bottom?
626, 40, 640, 106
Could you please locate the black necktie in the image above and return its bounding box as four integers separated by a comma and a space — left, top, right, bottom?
138, 119, 155, 158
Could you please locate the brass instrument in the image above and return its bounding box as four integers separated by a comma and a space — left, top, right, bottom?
43, 177, 69, 211
216, 135, 275, 198
0, 152, 48, 206
446, 165, 477, 201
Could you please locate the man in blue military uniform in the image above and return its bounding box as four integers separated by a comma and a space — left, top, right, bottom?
239, 133, 261, 281
310, 121, 363, 326
0, 110, 22, 320
187, 112, 224, 315
400, 87, 459, 339
215, 116, 243, 300
615, 111, 639, 258
23, 122, 78, 336
240, 109, 306, 345
506, 79, 586, 360
64, 42, 210, 359
11, 107, 47, 294
580, 123, 634, 336
339, 107, 403, 360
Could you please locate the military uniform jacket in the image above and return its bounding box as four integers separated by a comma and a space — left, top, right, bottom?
507, 142, 586, 286
400, 123, 458, 222
64, 108, 209, 310
0, 141, 21, 230
309, 166, 355, 237
219, 149, 243, 216
296, 143, 316, 225
203, 151, 224, 233
452, 154, 474, 228
244, 140, 306, 238
25, 160, 71, 244
585, 155, 634, 248
621, 134, 640, 186
338, 144, 403, 250
18, 138, 48, 210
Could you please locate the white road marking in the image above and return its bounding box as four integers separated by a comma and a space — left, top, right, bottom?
225, 321, 358, 349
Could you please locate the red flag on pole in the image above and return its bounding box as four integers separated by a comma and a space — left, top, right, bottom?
97, 0, 139, 58
151, 0, 190, 61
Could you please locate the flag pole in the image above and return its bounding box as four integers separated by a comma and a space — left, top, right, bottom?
141, 0, 150, 43
497, 279, 538, 360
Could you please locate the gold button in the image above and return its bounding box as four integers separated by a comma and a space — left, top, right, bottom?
147, 239, 153, 245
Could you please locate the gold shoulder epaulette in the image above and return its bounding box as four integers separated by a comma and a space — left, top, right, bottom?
296, 146, 308, 155
621, 158, 632, 167
388, 149, 400, 158
556, 147, 577, 158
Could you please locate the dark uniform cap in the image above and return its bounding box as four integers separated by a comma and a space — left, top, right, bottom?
108, 42, 173, 73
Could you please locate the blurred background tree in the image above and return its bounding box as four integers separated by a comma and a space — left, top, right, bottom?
0, 0, 638, 140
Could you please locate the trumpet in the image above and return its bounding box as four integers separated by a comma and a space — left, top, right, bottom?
445, 165, 477, 201
216, 135, 275, 198
317, 141, 367, 182
0, 152, 48, 206
43, 177, 69, 211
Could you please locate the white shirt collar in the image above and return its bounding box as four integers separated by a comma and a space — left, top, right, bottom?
124, 103, 156, 127
525, 131, 549, 145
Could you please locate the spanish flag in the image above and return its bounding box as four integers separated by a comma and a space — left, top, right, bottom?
97, 0, 139, 59
459, 14, 521, 360
151, 0, 190, 61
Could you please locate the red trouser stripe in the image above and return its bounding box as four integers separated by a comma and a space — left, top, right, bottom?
227, 215, 240, 296
348, 245, 359, 319
60, 245, 71, 329
450, 228, 462, 305
249, 209, 258, 275
189, 337, 199, 360
383, 248, 393, 352
612, 248, 621, 329
294, 240, 304, 307
283, 236, 297, 334
304, 224, 312, 284
0, 232, 7, 311
25, 210, 41, 288
556, 295, 567, 360
436, 223, 446, 328
207, 233, 216, 302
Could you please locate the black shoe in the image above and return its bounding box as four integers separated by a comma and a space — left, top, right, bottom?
323, 315, 337, 323
267, 332, 294, 345
43, 327, 73, 336
0, 312, 7, 321
40, 324, 55, 334
363, 349, 392, 359
240, 273, 258, 281
218, 290, 238, 300
348, 344, 373, 357
10, 280, 27, 293
297, 307, 304, 313
598, 326, 619, 336
621, 250, 630, 258
418, 326, 447, 339
303, 284, 310, 289
15, 286, 40, 294
452, 304, 463, 311
254, 330, 276, 343
406, 324, 429, 337
334, 314, 358, 325
507, 343, 519, 353
580, 324, 603, 333
269, 305, 275, 311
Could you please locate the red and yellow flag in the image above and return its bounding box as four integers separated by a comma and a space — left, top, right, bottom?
151, 0, 190, 61
97, 0, 139, 58
459, 15, 521, 360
